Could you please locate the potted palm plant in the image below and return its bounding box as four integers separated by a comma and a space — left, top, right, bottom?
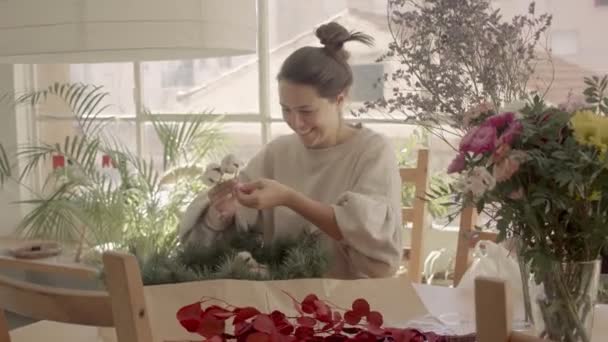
0, 82, 224, 265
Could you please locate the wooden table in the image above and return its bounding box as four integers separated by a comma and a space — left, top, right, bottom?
8, 284, 608, 342
0, 237, 98, 280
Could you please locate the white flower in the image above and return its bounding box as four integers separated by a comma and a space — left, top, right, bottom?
221, 154, 242, 174
236, 251, 269, 276
235, 251, 257, 266
202, 162, 223, 186
463, 166, 496, 198
500, 100, 527, 113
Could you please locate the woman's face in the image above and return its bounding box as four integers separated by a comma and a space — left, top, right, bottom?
279, 80, 344, 148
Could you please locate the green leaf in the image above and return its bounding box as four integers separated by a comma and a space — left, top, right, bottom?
146, 110, 224, 171
0, 143, 11, 186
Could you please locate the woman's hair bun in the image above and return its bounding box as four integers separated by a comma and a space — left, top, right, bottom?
315, 22, 374, 60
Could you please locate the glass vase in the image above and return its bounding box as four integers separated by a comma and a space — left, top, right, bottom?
532, 260, 601, 342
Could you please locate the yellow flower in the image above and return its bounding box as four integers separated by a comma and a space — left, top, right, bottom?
571, 111, 608, 151
590, 191, 602, 201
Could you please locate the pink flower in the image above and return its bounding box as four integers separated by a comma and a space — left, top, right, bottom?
493, 150, 528, 182
499, 121, 523, 145
484, 112, 516, 129
459, 125, 497, 154
492, 143, 511, 163
448, 153, 467, 174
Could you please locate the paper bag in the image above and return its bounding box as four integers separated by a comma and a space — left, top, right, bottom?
457, 240, 527, 320
99, 277, 429, 342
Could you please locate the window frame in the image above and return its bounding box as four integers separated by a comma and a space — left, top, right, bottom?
23, 0, 416, 176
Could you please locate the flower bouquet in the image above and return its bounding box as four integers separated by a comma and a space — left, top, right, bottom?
445, 92, 608, 341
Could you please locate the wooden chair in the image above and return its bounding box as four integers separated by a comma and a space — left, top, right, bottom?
453, 206, 498, 285
0, 251, 153, 342
475, 277, 547, 342
400, 149, 429, 283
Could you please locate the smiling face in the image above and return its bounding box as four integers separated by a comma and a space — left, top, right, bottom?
279, 80, 345, 149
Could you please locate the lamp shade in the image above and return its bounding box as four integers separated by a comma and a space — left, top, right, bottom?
0, 0, 257, 63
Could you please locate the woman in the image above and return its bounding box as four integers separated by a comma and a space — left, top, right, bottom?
179, 22, 403, 279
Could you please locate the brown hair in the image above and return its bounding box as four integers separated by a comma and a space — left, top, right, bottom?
277, 22, 374, 100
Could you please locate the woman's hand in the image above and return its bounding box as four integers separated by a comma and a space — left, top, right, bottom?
234, 178, 342, 240
234, 179, 294, 210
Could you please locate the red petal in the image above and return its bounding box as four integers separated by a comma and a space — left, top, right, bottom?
197, 314, 226, 338
206, 305, 234, 320
332, 312, 342, 322
252, 314, 276, 334
366, 311, 383, 327
351, 299, 370, 316
341, 327, 361, 335
353, 331, 376, 342
235, 307, 261, 324
176, 302, 203, 332
321, 323, 334, 332
365, 323, 384, 335
314, 300, 330, 317
296, 316, 317, 328
279, 335, 296, 342
208, 335, 224, 342
235, 322, 253, 336
269, 311, 286, 324
294, 326, 314, 340
343, 311, 361, 325
301, 294, 319, 314
324, 334, 348, 342
247, 332, 270, 342
277, 323, 294, 335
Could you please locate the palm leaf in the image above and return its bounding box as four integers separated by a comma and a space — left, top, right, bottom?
15, 181, 83, 241
147, 110, 224, 170
16, 82, 112, 137
17, 135, 101, 182
78, 178, 131, 245
0, 143, 12, 186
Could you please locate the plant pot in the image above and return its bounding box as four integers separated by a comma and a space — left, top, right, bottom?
530, 259, 601, 342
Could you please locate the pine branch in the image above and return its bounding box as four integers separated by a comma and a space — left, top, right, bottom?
136, 230, 329, 285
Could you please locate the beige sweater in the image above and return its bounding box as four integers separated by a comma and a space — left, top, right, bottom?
179, 126, 403, 279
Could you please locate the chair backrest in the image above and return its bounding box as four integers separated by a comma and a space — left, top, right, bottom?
399, 149, 429, 283
475, 277, 547, 342
0, 251, 153, 342
453, 206, 498, 285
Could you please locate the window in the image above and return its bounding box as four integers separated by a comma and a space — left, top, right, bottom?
26, 0, 429, 181
141, 54, 259, 114
160, 60, 194, 88
551, 30, 579, 56
350, 64, 384, 102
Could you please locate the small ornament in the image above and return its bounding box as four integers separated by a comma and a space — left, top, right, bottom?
52, 155, 65, 169
203, 163, 223, 186
220, 153, 243, 174
235, 251, 269, 277
202, 153, 243, 186
101, 154, 113, 168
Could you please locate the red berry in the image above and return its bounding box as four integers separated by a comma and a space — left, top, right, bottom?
344, 310, 362, 325
366, 311, 383, 327
352, 299, 371, 316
